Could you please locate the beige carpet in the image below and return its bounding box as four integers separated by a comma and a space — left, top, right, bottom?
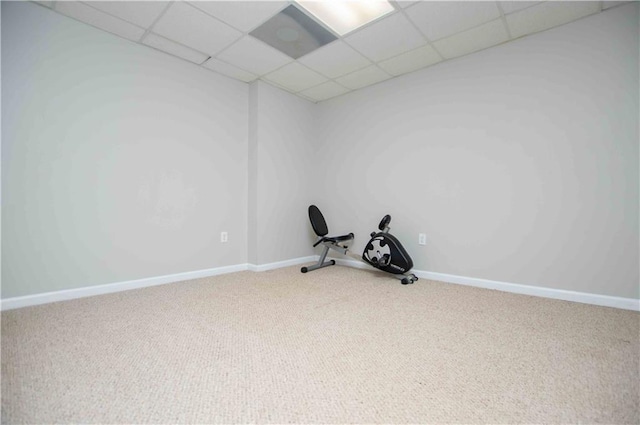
2, 265, 638, 424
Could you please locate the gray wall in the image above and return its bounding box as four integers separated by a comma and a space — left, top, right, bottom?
2, 2, 638, 301
2, 2, 249, 298
316, 3, 639, 299
249, 81, 317, 265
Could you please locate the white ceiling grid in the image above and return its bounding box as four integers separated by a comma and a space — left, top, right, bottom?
34, 0, 629, 103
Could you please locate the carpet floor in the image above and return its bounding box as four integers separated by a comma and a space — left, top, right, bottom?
2, 265, 638, 423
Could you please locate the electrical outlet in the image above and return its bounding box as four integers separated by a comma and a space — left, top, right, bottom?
221, 232, 228, 243
418, 233, 426, 245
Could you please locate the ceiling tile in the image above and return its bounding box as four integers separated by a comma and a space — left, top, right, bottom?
189, 1, 288, 32
335, 65, 391, 90
506, 1, 601, 39
298, 41, 371, 79
405, 1, 501, 41
216, 36, 292, 76
263, 62, 327, 93
203, 58, 258, 83
602, 1, 631, 9
152, 2, 242, 56
143, 33, 208, 65
395, 1, 418, 8
85, 1, 169, 28
434, 19, 509, 59
344, 12, 426, 62
300, 81, 350, 102
378, 44, 442, 76
262, 79, 293, 94
499, 2, 542, 15
56, 2, 145, 42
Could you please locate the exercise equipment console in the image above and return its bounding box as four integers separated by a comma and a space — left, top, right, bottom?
301, 205, 418, 284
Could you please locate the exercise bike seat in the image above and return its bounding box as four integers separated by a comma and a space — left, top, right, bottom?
308, 205, 354, 247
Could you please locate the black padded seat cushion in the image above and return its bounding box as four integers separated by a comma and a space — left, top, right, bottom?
324, 233, 354, 243
314, 233, 354, 247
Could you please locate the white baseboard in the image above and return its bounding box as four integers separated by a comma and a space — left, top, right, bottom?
1, 257, 318, 311
3, 256, 637, 312
333, 257, 376, 271
333, 258, 640, 311
1, 263, 250, 311
248, 256, 318, 272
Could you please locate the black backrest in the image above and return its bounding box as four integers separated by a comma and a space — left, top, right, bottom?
308, 205, 328, 236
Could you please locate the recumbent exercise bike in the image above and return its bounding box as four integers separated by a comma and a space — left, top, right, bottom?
301, 205, 418, 285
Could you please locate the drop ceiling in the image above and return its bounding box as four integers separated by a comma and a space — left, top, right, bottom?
33, 1, 630, 103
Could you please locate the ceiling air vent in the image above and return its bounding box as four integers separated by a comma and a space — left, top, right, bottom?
249, 5, 337, 60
